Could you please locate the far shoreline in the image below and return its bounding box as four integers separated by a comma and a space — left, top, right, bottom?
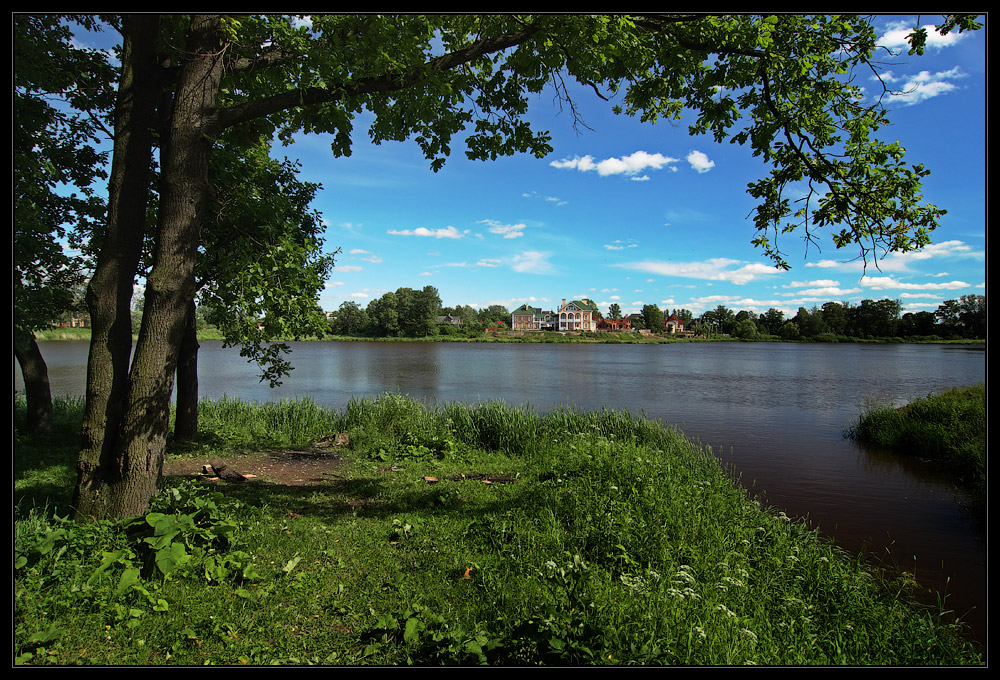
33, 327, 985, 347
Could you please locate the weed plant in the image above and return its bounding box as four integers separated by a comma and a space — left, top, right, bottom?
14, 394, 983, 666
847, 385, 986, 502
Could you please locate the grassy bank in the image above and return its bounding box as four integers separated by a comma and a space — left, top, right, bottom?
15, 395, 982, 666
847, 384, 986, 504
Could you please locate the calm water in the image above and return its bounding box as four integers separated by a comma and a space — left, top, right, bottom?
16, 340, 987, 641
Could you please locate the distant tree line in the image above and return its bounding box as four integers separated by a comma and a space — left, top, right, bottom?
326, 286, 510, 339
326, 293, 985, 341
688, 295, 985, 341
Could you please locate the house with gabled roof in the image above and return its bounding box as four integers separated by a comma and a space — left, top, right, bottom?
511, 304, 557, 331
663, 313, 686, 334
557, 298, 598, 332
598, 315, 631, 331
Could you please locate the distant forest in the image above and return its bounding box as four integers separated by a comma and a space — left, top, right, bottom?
324, 288, 986, 342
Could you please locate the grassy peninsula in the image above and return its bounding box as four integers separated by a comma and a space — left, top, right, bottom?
15, 395, 982, 666
848, 384, 986, 507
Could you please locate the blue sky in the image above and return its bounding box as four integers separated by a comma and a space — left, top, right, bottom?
70, 15, 985, 320
287, 15, 985, 318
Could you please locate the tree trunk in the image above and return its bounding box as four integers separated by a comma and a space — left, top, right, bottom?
174, 299, 200, 443
74, 14, 225, 520
14, 331, 53, 437
73, 15, 162, 521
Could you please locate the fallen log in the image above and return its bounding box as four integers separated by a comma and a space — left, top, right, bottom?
208, 458, 249, 482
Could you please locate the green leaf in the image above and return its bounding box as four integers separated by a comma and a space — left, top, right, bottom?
282, 555, 302, 575
116, 566, 141, 596
403, 617, 423, 644
155, 542, 191, 577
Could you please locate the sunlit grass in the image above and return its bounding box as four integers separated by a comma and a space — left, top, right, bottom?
14, 395, 983, 665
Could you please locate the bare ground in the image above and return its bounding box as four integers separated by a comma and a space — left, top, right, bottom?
163, 441, 350, 487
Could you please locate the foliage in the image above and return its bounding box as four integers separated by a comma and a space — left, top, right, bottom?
692, 296, 985, 342
34, 13, 981, 520
14, 394, 983, 665
13, 15, 111, 337
641, 304, 664, 333
198, 135, 337, 384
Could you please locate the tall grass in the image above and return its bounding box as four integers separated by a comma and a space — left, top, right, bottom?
197, 396, 341, 450
14, 394, 983, 665
847, 385, 985, 500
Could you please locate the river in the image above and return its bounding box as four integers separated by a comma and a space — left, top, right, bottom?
15, 339, 987, 642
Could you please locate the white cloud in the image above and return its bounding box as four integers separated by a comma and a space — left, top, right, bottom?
782, 286, 862, 298
686, 150, 715, 173
387, 226, 466, 239
479, 219, 526, 239
338, 265, 363, 272
880, 68, 966, 105
522, 190, 568, 206
784, 279, 840, 288
604, 239, 639, 251
511, 251, 554, 274
879, 21, 971, 52
551, 151, 680, 177
616, 258, 781, 285
860, 275, 971, 291
477, 259, 502, 268
802, 239, 982, 274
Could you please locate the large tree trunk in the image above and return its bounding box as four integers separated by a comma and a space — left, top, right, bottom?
14, 331, 53, 437
173, 299, 200, 443
73, 15, 162, 521
74, 15, 225, 520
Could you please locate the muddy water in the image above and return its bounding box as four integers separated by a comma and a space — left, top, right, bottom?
17, 339, 986, 641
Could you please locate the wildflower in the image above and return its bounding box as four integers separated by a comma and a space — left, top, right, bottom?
740, 628, 758, 644
672, 565, 696, 585
692, 626, 706, 641
714, 604, 737, 619
621, 573, 649, 594
681, 587, 700, 600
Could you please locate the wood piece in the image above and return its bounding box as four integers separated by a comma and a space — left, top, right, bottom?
209, 458, 248, 482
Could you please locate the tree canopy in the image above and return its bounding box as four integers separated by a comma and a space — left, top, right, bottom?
15, 13, 983, 521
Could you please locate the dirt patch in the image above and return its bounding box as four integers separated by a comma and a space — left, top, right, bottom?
164, 439, 350, 487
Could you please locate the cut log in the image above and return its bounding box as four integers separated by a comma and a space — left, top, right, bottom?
209, 458, 248, 482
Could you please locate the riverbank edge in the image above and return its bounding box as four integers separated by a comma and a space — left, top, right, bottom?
32, 327, 986, 347
847, 384, 986, 513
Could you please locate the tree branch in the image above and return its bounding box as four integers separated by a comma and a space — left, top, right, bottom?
214, 21, 542, 132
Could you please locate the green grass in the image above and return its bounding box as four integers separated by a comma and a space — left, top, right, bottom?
14, 395, 983, 666
847, 385, 986, 503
